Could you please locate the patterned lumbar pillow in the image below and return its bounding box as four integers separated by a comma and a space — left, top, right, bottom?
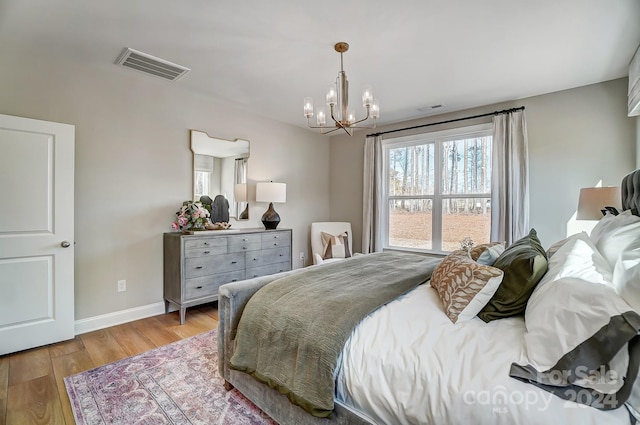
430, 250, 504, 323
321, 231, 352, 260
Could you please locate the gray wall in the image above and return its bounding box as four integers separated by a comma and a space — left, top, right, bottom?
1, 46, 635, 324
329, 78, 637, 251
0, 51, 329, 320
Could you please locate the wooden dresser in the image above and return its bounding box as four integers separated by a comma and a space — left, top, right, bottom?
163, 228, 292, 324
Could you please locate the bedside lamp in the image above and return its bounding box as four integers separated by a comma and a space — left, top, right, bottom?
256, 182, 286, 229
576, 186, 621, 220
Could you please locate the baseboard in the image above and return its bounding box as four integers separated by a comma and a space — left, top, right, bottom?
74, 302, 166, 335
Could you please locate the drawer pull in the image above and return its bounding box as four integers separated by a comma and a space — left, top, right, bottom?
203, 251, 210, 254
243, 247, 247, 250
253, 258, 257, 261
279, 269, 284, 272
196, 266, 203, 269
279, 254, 283, 257
273, 243, 278, 246
196, 285, 203, 289
243, 238, 247, 241
231, 261, 238, 264
232, 279, 237, 282
253, 275, 258, 278
274, 235, 279, 239
204, 242, 209, 245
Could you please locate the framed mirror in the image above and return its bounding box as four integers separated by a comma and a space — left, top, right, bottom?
190, 130, 250, 221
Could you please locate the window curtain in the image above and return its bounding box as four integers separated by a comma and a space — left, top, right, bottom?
491, 110, 529, 245
362, 135, 384, 253
234, 157, 248, 218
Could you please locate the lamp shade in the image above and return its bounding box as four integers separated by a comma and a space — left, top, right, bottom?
576, 186, 621, 220
256, 182, 286, 203
234, 183, 247, 202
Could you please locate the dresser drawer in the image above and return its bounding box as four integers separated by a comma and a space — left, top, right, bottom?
184, 270, 245, 300
246, 261, 291, 279
184, 237, 227, 251
246, 246, 290, 268
228, 234, 262, 253
185, 245, 227, 258
185, 253, 245, 278
261, 231, 291, 249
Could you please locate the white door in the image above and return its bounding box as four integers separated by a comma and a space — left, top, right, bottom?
0, 114, 75, 355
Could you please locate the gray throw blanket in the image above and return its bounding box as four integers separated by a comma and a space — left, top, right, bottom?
229, 251, 440, 418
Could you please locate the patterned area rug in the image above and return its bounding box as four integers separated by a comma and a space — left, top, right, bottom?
64, 329, 276, 425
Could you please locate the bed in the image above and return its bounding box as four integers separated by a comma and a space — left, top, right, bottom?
218, 168, 640, 425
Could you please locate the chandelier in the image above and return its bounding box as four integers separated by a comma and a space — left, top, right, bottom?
303, 42, 380, 136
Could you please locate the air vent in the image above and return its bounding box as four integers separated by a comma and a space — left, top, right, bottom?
115, 48, 190, 81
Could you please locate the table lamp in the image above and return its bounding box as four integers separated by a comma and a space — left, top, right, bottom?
256, 182, 286, 229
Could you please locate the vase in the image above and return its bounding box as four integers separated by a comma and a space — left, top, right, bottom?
191, 221, 205, 231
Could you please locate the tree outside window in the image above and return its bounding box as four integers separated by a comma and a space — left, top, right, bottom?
383, 124, 492, 253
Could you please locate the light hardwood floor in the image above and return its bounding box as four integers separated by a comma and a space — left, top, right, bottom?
0, 303, 219, 425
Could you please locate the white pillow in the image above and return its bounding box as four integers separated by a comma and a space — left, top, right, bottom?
590, 210, 640, 267
590, 211, 622, 244
545, 233, 581, 259
512, 276, 640, 411
612, 239, 640, 312
534, 232, 612, 290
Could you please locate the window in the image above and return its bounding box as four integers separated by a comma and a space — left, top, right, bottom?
194, 170, 211, 200
382, 124, 492, 253
193, 153, 215, 200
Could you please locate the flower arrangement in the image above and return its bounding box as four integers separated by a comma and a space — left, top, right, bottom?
171, 201, 210, 231
460, 237, 474, 252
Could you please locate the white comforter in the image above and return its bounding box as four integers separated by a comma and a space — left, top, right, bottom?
335, 284, 632, 425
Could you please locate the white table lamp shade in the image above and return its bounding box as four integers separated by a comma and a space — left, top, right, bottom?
256, 182, 286, 203
576, 186, 621, 220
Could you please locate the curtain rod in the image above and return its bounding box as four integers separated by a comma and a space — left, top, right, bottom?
366, 106, 525, 138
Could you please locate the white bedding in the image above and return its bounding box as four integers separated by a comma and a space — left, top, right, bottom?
335, 284, 632, 425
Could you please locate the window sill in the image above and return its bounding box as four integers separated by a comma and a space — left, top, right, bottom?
382, 247, 448, 258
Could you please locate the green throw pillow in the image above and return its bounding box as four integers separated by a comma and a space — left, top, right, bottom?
477, 229, 548, 322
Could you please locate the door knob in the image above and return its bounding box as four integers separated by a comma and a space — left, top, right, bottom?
60, 241, 71, 248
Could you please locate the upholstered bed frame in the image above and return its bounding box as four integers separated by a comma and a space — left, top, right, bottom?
218, 168, 640, 425
218, 271, 375, 424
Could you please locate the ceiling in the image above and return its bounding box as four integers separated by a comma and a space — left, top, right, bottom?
1, 0, 639, 130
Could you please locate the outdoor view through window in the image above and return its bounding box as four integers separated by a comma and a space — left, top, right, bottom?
194, 170, 211, 200
385, 126, 492, 253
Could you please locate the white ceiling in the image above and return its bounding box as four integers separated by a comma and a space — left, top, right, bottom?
1, 0, 639, 130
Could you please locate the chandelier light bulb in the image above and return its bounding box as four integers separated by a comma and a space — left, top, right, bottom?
303, 97, 314, 118
326, 84, 337, 106
347, 109, 356, 124
362, 86, 373, 107
371, 99, 380, 119
317, 107, 326, 125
